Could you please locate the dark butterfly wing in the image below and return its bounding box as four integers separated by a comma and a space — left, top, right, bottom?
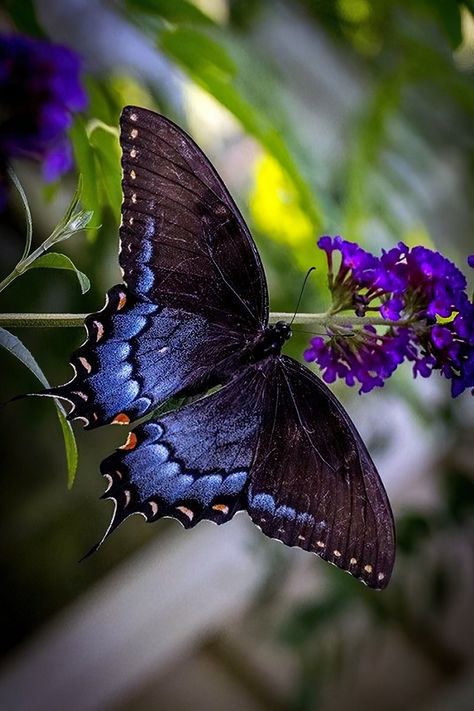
120, 106, 268, 330
93, 352, 394, 589
94, 363, 267, 547
49, 106, 269, 427
247, 356, 395, 589
52, 284, 248, 428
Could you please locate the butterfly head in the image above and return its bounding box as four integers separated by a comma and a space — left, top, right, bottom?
273, 321, 292, 343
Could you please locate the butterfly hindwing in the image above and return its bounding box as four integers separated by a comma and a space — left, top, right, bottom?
120, 106, 268, 330
94, 352, 395, 589
96, 364, 267, 544
247, 356, 395, 589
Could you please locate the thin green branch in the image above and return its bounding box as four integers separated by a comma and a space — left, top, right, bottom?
270, 312, 412, 328
0, 312, 413, 329
0, 314, 88, 328
0, 175, 92, 295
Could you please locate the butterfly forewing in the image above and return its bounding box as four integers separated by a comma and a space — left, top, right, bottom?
120, 106, 268, 330
49, 107, 270, 428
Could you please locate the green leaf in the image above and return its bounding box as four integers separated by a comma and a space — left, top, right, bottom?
4, 0, 45, 36
26, 253, 91, 294
88, 121, 122, 223
7, 166, 33, 260
126, 0, 215, 25
0, 327, 78, 487
159, 27, 323, 229
429, 0, 462, 49
160, 26, 236, 76
46, 176, 94, 245
58, 409, 79, 489
70, 119, 101, 228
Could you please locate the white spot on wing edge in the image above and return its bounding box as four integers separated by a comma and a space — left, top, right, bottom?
93, 320, 104, 341
78, 356, 92, 374
148, 501, 159, 518
54, 289, 112, 394
176, 506, 194, 521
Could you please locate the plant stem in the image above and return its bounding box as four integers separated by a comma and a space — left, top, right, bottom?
270, 312, 411, 328
0, 312, 413, 329
0, 230, 65, 294
0, 314, 89, 328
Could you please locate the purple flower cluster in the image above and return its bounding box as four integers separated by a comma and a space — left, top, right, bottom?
304, 236, 474, 396
0, 34, 86, 203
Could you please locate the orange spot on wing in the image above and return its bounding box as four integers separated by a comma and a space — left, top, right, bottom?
117, 292, 127, 311
212, 504, 229, 515
120, 432, 137, 450
113, 413, 130, 425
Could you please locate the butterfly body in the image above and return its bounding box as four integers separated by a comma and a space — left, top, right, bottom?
50, 106, 395, 588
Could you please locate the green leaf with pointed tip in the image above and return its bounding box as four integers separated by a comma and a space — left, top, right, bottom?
26, 253, 91, 294
0, 327, 78, 487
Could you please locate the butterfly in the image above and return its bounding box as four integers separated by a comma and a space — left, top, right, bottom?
51, 106, 395, 589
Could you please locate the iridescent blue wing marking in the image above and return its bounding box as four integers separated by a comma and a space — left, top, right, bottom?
120, 106, 268, 330
246, 356, 395, 590
51, 285, 247, 428
49, 106, 269, 427
94, 364, 266, 547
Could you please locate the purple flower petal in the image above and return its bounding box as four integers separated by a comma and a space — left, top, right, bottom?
42, 139, 73, 182
0, 33, 86, 185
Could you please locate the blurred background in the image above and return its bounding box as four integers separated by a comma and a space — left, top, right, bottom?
1, 1, 473, 709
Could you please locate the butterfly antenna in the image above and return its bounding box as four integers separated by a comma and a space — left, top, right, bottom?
290, 267, 316, 326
